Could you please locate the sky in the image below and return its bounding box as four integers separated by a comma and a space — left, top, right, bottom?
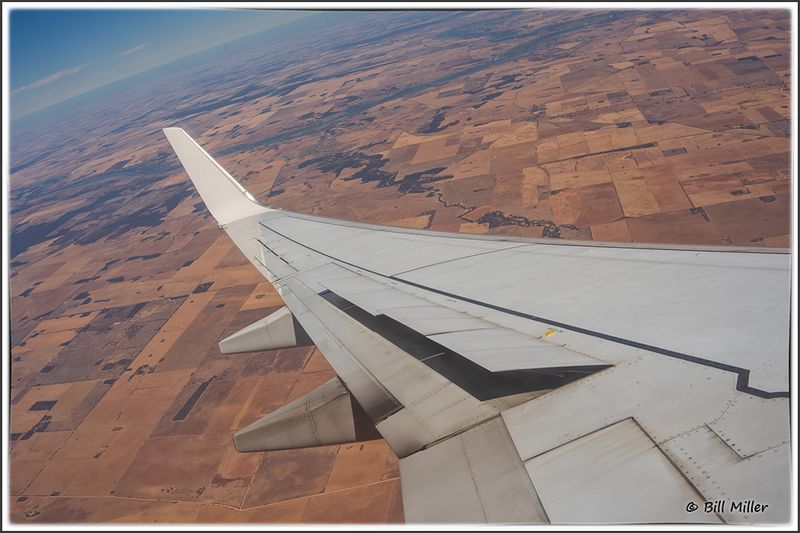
9, 8, 311, 120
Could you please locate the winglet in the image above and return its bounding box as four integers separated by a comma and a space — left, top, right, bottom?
163, 127, 271, 225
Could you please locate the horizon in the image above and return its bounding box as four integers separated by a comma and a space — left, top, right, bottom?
9, 8, 313, 122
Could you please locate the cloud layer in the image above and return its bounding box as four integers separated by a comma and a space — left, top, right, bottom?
12, 63, 88, 95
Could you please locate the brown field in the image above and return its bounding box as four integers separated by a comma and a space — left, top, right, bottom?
8, 8, 791, 524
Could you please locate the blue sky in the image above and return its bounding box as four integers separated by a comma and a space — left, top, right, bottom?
10, 8, 311, 119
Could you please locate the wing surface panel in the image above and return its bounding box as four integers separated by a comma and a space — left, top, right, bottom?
259, 211, 790, 393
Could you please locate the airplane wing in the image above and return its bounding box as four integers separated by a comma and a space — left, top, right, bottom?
163, 127, 792, 525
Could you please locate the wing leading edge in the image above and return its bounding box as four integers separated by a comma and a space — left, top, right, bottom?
164, 127, 792, 525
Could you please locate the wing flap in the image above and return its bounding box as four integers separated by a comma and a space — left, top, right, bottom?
380, 304, 494, 336
307, 263, 609, 373
400, 416, 547, 523
428, 328, 605, 372
278, 283, 402, 422
281, 275, 500, 455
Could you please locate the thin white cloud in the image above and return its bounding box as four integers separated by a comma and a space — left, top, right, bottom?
11, 63, 88, 95
13, 11, 311, 120
117, 43, 148, 57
